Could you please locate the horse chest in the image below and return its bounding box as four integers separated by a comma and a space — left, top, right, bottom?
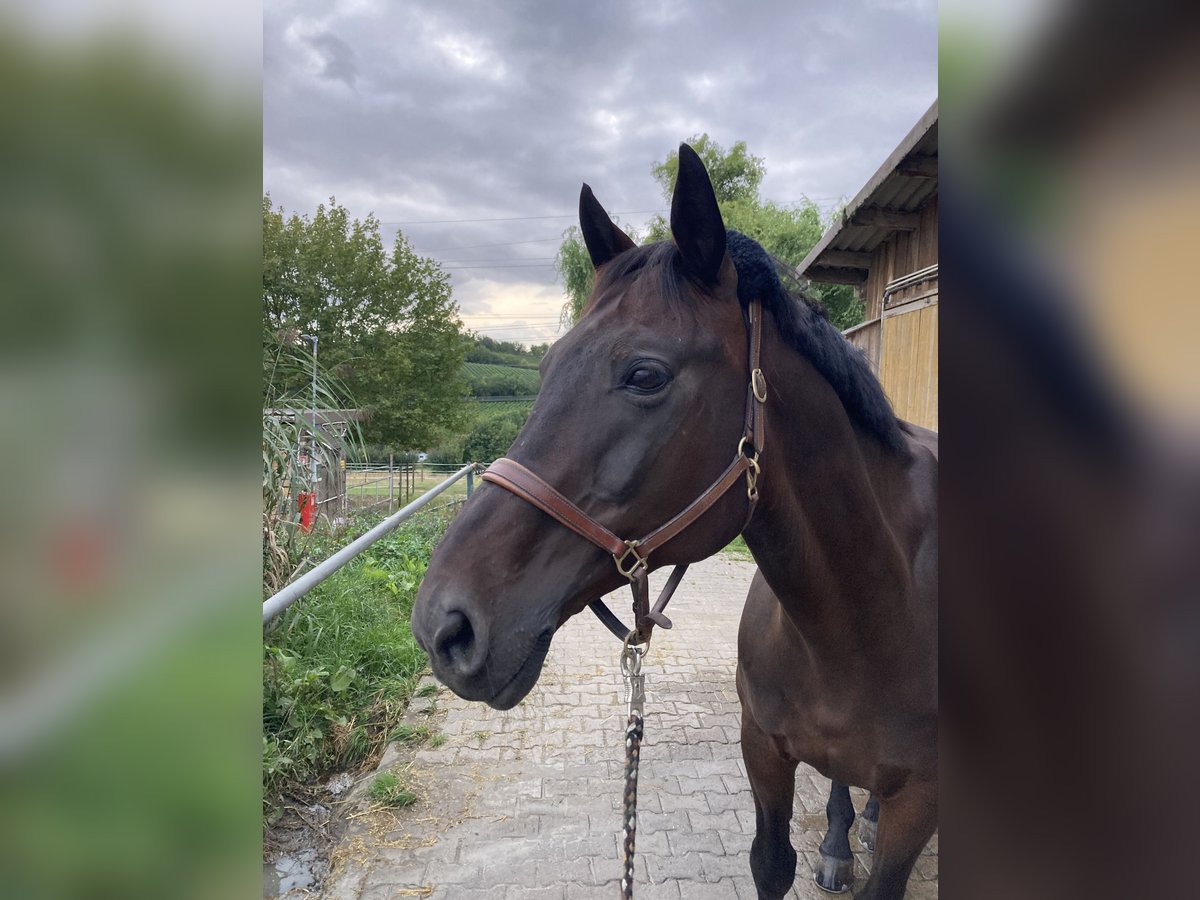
738, 656, 921, 790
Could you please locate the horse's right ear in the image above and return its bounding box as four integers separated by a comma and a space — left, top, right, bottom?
579, 183, 636, 269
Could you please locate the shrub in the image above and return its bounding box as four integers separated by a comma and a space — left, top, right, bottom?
462, 409, 527, 464
261, 509, 452, 818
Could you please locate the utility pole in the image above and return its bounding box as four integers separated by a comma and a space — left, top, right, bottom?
301, 334, 318, 490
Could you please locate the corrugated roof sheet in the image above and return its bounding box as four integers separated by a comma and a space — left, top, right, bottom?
799, 101, 938, 277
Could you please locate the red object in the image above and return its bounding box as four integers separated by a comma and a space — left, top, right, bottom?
298, 492, 316, 532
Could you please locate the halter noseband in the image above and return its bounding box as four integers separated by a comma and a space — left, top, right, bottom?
482, 297, 767, 646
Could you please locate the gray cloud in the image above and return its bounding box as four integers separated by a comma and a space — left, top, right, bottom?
264, 0, 936, 342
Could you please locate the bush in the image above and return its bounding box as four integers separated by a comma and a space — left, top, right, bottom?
462, 409, 527, 464
424, 442, 464, 466
261, 510, 452, 818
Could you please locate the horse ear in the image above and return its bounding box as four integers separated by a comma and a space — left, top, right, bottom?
670, 143, 727, 284
579, 183, 636, 269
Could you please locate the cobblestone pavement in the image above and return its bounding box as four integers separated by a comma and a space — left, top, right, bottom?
323, 555, 937, 899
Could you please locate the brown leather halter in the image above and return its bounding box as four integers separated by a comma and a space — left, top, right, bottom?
482, 297, 767, 646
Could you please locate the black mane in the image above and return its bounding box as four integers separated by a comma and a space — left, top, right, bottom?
726, 230, 907, 452
592, 231, 906, 452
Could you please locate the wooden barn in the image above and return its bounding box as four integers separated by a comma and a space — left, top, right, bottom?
799, 101, 938, 430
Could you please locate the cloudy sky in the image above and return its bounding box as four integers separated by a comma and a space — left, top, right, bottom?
264, 0, 936, 345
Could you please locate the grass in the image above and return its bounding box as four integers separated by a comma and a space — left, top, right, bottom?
368, 772, 418, 808
390, 723, 434, 745
262, 509, 453, 819
721, 534, 754, 560
415, 682, 439, 698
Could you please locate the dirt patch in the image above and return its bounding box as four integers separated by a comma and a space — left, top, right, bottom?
264, 675, 449, 899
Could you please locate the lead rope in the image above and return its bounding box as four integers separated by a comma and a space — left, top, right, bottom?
620, 638, 646, 899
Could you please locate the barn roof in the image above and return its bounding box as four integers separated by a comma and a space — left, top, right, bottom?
798, 100, 938, 285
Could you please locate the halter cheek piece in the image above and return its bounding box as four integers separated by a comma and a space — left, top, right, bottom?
481, 297, 768, 647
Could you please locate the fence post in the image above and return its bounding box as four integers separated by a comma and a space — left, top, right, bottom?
388, 453, 394, 512
467, 468, 474, 498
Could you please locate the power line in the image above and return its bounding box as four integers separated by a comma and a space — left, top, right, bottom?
443, 263, 557, 270
434, 256, 557, 264
380, 208, 666, 226
417, 236, 565, 252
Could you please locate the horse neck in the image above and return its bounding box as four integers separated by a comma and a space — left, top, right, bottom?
741, 317, 914, 651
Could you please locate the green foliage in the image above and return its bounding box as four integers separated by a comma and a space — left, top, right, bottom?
617, 141, 865, 331
390, 723, 433, 744
555, 224, 596, 327
424, 442, 465, 466
263, 195, 468, 449
262, 510, 452, 815
462, 408, 528, 464
367, 772, 417, 808
464, 335, 546, 369
462, 362, 540, 397
262, 328, 363, 596
651, 134, 766, 203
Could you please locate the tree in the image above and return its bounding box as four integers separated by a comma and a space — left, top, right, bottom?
263, 196, 468, 449
651, 134, 764, 203
554, 138, 864, 331
555, 224, 597, 327
462, 409, 527, 464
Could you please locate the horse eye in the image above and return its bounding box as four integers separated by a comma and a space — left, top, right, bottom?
625, 365, 670, 393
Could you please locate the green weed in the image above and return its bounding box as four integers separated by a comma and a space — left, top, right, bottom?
368, 772, 417, 808
390, 723, 433, 745
262, 509, 452, 817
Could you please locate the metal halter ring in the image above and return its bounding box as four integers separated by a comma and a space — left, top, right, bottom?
745, 454, 761, 501
620, 635, 645, 674
614, 540, 648, 579
752, 368, 768, 403
737, 436, 759, 463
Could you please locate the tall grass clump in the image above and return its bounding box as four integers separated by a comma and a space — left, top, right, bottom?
262, 509, 452, 818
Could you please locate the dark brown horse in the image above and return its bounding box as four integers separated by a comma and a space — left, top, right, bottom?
412, 145, 938, 899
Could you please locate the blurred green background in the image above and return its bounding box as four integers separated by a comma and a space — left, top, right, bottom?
0, 7, 261, 899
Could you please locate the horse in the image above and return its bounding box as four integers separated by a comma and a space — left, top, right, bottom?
411, 144, 938, 900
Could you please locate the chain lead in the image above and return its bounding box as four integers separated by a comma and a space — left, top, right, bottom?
621, 639, 645, 718
619, 639, 646, 899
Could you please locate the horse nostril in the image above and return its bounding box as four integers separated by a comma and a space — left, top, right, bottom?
433, 609, 481, 675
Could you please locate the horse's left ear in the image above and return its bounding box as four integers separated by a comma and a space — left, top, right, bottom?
670, 143, 727, 284
579, 184, 637, 269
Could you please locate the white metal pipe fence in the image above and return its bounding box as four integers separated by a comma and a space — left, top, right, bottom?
263, 463, 479, 623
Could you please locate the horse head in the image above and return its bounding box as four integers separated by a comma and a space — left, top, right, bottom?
412, 146, 757, 708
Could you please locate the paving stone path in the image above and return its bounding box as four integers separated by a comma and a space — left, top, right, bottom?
323, 555, 937, 899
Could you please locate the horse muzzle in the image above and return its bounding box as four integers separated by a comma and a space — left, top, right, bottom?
412, 589, 553, 710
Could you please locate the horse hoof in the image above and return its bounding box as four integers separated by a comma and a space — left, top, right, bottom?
813, 852, 854, 893
858, 816, 877, 852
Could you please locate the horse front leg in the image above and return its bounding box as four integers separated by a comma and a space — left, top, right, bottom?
857, 779, 937, 900
741, 712, 798, 900
815, 781, 855, 893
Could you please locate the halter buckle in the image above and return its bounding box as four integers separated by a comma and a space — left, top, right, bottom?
752, 368, 768, 403
615, 540, 648, 579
